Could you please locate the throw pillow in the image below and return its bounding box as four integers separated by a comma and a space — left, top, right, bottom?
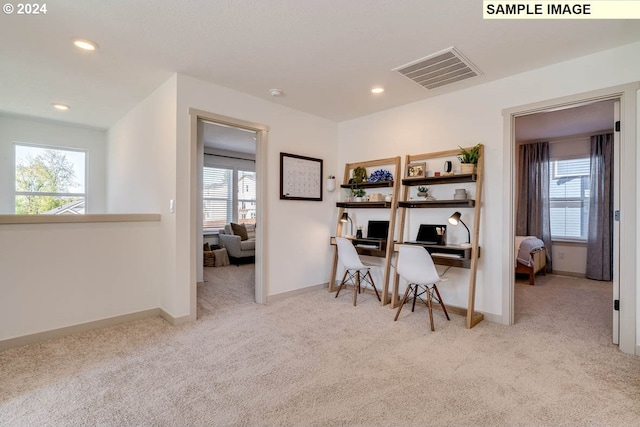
230, 223, 248, 241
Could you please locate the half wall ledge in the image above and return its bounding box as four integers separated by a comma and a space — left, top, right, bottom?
0, 213, 161, 225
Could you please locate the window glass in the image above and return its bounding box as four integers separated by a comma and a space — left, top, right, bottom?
203, 166, 233, 230
237, 170, 256, 225
549, 157, 590, 239
15, 144, 86, 214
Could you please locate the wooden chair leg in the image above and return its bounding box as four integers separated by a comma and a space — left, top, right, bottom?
426, 290, 435, 331
365, 270, 381, 301
394, 284, 413, 321
335, 270, 349, 298
353, 271, 360, 306
432, 284, 450, 321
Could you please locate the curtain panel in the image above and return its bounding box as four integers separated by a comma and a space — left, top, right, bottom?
586, 133, 614, 281
516, 142, 552, 271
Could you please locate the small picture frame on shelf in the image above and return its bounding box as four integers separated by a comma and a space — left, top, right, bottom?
405, 162, 426, 179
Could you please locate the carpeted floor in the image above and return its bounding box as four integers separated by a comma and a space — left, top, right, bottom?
1, 267, 639, 426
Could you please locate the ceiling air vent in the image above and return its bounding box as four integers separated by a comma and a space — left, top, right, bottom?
393, 47, 481, 90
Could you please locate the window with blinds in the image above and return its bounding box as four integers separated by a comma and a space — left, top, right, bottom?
549, 157, 590, 240
203, 167, 232, 230
203, 166, 256, 230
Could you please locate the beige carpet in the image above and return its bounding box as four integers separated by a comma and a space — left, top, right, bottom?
1, 268, 639, 426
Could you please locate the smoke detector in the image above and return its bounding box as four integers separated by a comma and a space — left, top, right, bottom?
269, 88, 283, 97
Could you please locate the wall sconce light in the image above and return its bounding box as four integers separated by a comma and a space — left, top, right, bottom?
448, 211, 471, 247
340, 212, 353, 236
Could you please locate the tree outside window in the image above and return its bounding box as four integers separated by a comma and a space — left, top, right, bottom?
14, 144, 86, 214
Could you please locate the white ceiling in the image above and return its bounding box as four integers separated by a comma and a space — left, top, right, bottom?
2, 1, 640, 130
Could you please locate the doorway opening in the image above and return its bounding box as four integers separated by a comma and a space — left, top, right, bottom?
190, 110, 268, 320
502, 83, 639, 354
512, 99, 618, 343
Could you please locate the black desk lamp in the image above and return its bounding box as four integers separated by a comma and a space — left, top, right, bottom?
340, 212, 353, 236
448, 211, 471, 247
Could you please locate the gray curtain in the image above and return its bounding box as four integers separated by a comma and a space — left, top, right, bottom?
586, 133, 613, 281
516, 142, 552, 271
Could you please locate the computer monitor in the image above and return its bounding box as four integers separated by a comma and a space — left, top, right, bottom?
416, 224, 447, 245
367, 220, 389, 239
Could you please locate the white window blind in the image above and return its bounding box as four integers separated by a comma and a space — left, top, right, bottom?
549, 157, 590, 240
203, 166, 232, 230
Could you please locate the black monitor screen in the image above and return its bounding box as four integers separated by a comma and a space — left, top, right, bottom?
367, 220, 389, 239
416, 224, 447, 245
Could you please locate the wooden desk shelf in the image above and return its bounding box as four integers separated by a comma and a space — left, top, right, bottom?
329, 157, 401, 306
401, 174, 477, 186
393, 146, 485, 329
398, 199, 475, 209
336, 201, 392, 209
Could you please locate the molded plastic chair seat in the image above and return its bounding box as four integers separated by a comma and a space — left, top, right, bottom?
335, 237, 381, 306
394, 245, 450, 331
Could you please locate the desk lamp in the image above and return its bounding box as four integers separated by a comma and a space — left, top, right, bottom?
340, 212, 353, 237
448, 211, 471, 248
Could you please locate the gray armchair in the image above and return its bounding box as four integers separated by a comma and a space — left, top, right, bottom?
218, 224, 255, 265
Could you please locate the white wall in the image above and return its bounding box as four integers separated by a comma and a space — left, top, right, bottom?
0, 220, 162, 341
552, 242, 587, 275
175, 74, 338, 317
107, 75, 180, 318
0, 115, 106, 213
338, 41, 640, 326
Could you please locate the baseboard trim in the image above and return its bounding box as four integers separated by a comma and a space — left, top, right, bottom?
550, 270, 586, 278
0, 308, 160, 352
159, 309, 193, 325
267, 282, 329, 303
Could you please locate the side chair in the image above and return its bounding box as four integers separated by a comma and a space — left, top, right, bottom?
334, 237, 381, 306
394, 245, 450, 331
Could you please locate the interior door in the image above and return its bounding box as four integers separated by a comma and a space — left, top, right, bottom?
612, 100, 621, 345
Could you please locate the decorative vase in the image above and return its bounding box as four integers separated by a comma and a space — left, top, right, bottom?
417, 192, 428, 198
356, 229, 363, 239
460, 163, 475, 175
326, 178, 336, 192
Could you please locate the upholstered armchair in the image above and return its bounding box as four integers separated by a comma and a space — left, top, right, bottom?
218, 223, 255, 264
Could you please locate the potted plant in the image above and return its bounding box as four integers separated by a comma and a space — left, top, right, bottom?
416, 186, 429, 198
457, 143, 481, 174
352, 188, 366, 202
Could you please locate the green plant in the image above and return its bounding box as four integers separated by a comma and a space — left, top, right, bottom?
352, 166, 367, 183
352, 188, 366, 198
417, 186, 429, 193
457, 143, 481, 164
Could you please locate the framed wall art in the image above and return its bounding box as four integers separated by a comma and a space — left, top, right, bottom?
280, 152, 323, 201
405, 162, 426, 179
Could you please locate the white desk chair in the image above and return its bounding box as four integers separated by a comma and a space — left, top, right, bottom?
394, 245, 450, 331
335, 237, 381, 306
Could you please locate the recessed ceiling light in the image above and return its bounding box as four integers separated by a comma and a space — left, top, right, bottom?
72, 38, 98, 51
52, 103, 70, 111
371, 87, 384, 94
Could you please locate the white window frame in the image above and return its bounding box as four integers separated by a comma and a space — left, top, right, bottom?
14, 143, 87, 214
203, 157, 256, 231
549, 155, 590, 241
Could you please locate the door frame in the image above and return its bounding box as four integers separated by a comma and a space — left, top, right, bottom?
190, 109, 269, 309
501, 83, 638, 355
